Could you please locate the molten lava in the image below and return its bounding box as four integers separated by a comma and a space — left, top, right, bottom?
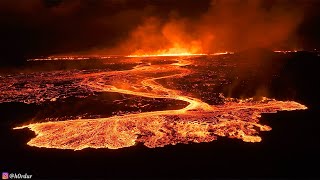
14, 56, 307, 150
126, 45, 207, 57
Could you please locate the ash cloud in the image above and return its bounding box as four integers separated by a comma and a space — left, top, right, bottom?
0, 0, 319, 64
111, 0, 308, 55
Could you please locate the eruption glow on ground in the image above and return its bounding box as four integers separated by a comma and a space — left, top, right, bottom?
13, 55, 307, 150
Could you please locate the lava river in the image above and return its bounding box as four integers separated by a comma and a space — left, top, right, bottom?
14, 56, 307, 150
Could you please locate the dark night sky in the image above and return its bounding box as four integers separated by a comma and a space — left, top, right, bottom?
0, 0, 320, 66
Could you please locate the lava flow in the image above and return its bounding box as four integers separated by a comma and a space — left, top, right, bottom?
14, 55, 307, 150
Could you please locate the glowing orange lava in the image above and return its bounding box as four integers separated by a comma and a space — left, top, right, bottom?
126, 46, 207, 57
14, 56, 307, 150
273, 50, 298, 53
127, 53, 207, 57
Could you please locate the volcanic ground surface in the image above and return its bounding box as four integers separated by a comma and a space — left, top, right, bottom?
0, 55, 307, 150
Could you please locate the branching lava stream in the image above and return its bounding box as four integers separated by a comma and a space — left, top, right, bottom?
14, 55, 307, 150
